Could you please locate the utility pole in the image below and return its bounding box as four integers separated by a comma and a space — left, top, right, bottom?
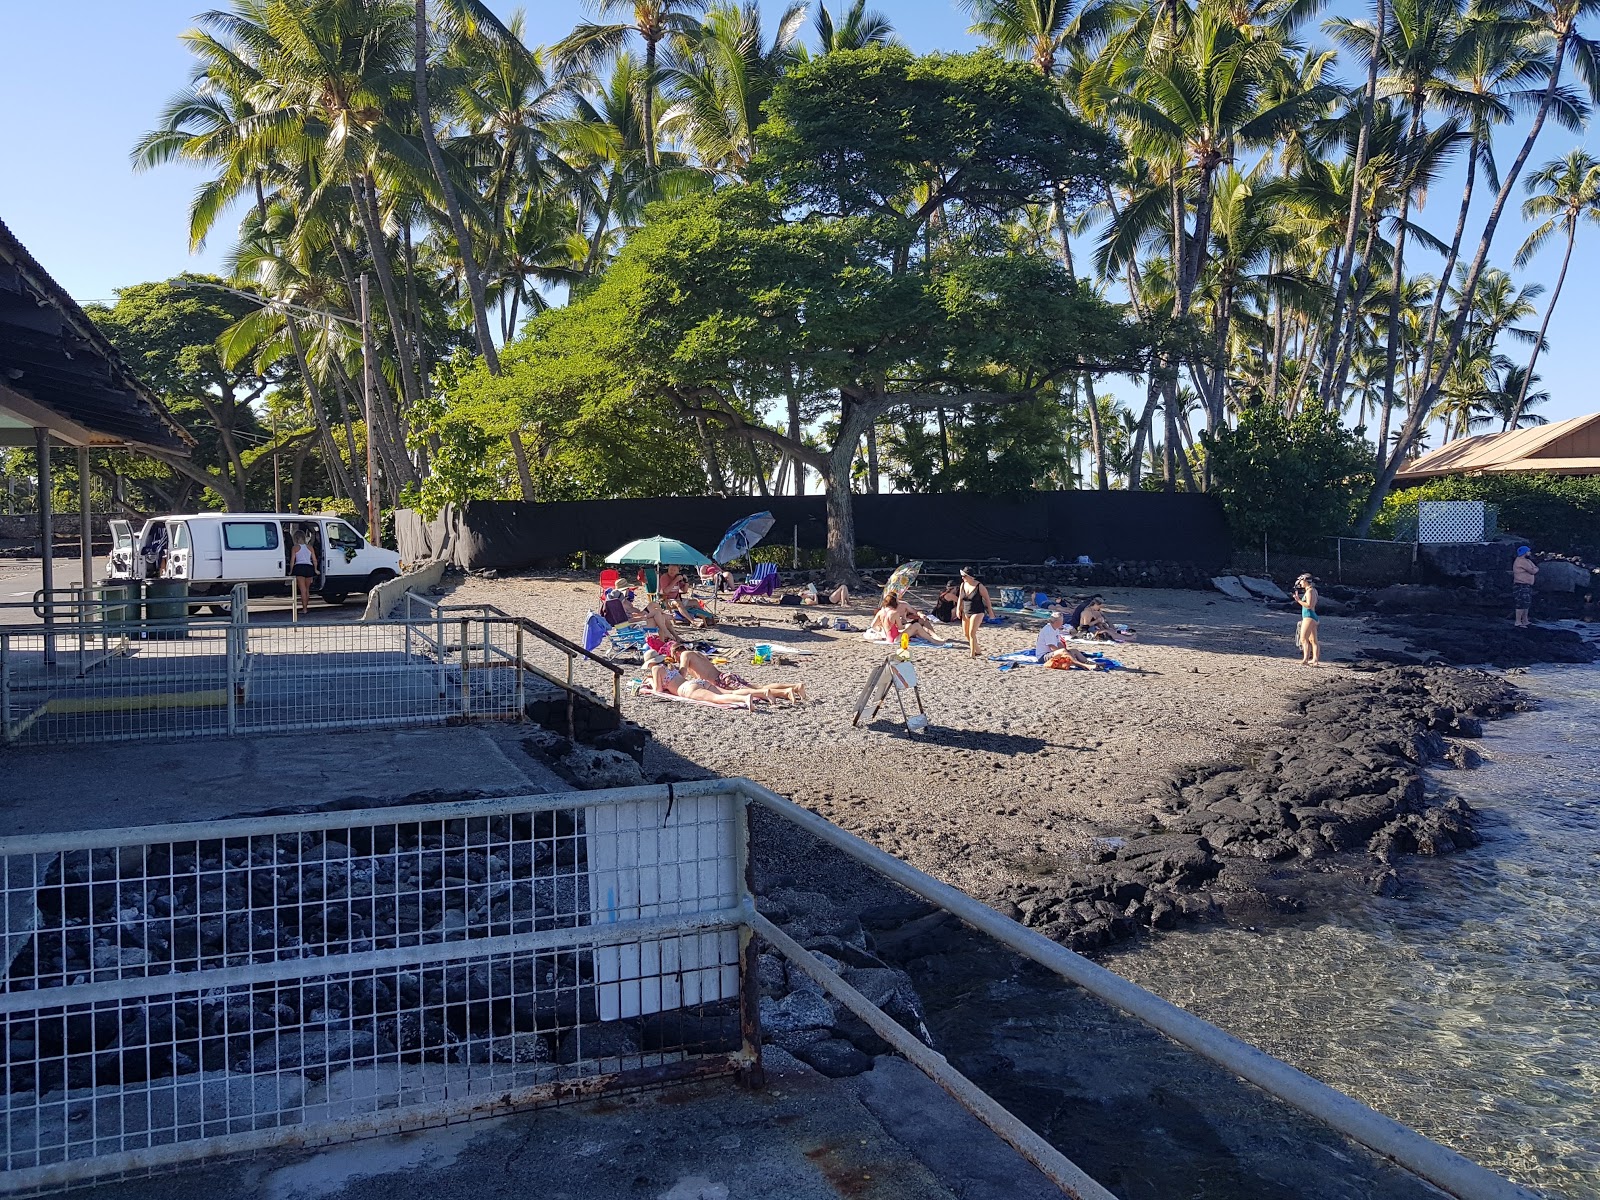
271, 407, 282, 512
360, 274, 379, 543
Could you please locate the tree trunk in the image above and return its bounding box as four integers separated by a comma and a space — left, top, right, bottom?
1509, 219, 1573, 428
1418, 129, 1480, 384
643, 37, 659, 171
783, 365, 804, 494
1357, 32, 1570, 533
508, 429, 536, 499
1083, 376, 1108, 490
1378, 103, 1425, 439
285, 319, 360, 504
415, 0, 501, 375
352, 174, 424, 413
866, 423, 880, 493
1317, 0, 1385, 408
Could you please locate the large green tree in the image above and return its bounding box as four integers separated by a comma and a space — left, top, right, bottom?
526, 49, 1135, 576
88, 277, 294, 510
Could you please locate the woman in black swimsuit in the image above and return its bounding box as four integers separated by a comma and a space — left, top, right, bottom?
956, 567, 994, 658
931, 581, 959, 624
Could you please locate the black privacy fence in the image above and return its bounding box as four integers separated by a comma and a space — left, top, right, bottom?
396, 492, 1232, 573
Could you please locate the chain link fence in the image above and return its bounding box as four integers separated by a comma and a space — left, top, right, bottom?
0, 786, 753, 1193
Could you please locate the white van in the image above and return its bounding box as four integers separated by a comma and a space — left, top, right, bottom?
107, 513, 402, 608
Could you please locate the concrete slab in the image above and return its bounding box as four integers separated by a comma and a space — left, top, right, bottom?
0, 725, 566, 836
85, 1051, 1043, 1200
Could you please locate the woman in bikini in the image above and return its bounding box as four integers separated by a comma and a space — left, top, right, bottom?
646, 654, 763, 708
1293, 573, 1320, 665
956, 568, 994, 658
646, 637, 808, 703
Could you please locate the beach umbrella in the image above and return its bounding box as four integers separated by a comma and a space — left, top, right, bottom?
884, 560, 922, 596
603, 536, 713, 568
713, 511, 776, 565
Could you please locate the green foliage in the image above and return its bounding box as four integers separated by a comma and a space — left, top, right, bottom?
86, 275, 279, 509
757, 47, 1121, 230
885, 396, 1085, 494
1204, 408, 1376, 552
1375, 473, 1600, 561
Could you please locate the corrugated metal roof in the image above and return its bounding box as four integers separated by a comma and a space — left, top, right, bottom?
1395, 412, 1600, 480
0, 216, 192, 454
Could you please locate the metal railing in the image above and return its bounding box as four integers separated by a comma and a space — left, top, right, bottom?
0, 777, 1533, 1200
1, 593, 545, 747
401, 594, 625, 720
0, 785, 756, 1193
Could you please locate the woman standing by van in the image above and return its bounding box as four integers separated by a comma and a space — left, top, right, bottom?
290, 529, 320, 616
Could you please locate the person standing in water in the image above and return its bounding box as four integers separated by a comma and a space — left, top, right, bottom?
1512, 546, 1539, 628
956, 567, 994, 658
1293, 573, 1320, 665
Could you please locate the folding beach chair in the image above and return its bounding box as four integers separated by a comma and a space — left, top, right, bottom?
729, 562, 779, 603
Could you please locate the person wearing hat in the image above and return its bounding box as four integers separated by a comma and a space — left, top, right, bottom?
956, 568, 995, 658
1292, 573, 1320, 665
1512, 546, 1539, 627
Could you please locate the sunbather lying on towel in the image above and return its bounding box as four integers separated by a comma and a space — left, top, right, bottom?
644, 647, 807, 704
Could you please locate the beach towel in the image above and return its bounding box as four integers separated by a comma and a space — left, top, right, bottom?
582, 612, 609, 653
861, 630, 958, 648
636, 684, 752, 710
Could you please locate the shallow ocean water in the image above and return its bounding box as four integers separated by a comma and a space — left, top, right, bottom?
1109, 665, 1600, 1200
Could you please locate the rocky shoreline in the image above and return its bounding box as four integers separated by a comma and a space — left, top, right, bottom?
992, 663, 1527, 953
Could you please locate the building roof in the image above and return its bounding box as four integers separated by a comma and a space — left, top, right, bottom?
1395, 412, 1600, 481
0, 216, 191, 455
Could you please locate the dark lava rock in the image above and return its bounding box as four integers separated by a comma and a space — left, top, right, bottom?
1374, 613, 1598, 668
793, 1037, 873, 1078
244, 1029, 393, 1080
992, 665, 1517, 955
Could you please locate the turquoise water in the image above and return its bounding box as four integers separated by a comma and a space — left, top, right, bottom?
1110, 666, 1600, 1199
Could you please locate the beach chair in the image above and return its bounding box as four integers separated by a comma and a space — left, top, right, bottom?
729, 562, 779, 603
599, 568, 620, 593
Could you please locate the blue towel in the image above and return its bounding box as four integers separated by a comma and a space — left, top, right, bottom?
583, 612, 609, 653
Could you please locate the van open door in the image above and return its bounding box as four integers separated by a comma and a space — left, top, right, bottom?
107, 520, 135, 579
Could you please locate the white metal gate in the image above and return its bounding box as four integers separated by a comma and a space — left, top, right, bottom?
0, 786, 755, 1193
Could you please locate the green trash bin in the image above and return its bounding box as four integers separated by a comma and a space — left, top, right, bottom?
99, 583, 142, 632
144, 579, 192, 639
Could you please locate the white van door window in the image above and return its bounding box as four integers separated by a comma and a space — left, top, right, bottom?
221, 521, 285, 580
223, 522, 279, 551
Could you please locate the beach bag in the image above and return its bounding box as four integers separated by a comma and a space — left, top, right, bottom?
778, 592, 801, 606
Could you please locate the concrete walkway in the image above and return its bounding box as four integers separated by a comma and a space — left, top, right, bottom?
0, 724, 567, 837
90, 1053, 1059, 1200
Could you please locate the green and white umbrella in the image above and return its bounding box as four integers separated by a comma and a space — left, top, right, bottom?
603, 536, 713, 568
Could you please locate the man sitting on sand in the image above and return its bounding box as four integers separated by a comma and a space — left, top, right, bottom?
1034, 615, 1103, 669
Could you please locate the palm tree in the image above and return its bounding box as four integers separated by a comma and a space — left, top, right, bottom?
662, 2, 806, 179
1508, 149, 1600, 426
1360, 0, 1600, 530
556, 0, 708, 170
1473, 362, 1550, 429
814, 1, 895, 52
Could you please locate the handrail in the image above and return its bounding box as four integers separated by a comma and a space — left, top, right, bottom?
434, 602, 623, 682
734, 779, 1537, 1200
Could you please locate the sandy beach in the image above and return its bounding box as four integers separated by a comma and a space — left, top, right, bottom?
441, 572, 1414, 902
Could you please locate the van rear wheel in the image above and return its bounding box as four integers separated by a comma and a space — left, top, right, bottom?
322, 591, 349, 606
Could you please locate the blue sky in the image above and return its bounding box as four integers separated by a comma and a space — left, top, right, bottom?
0, 0, 1594, 428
